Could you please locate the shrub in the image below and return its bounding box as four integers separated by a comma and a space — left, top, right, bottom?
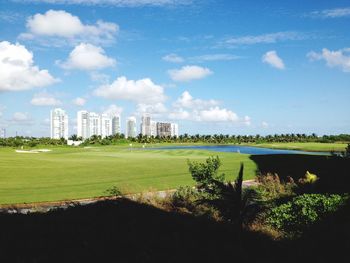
266, 193, 348, 233
256, 173, 296, 201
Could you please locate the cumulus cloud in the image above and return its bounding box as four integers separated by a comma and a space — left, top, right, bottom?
103, 104, 123, 116
262, 50, 285, 70
136, 103, 167, 115
168, 65, 213, 82
58, 43, 116, 70
18, 0, 192, 7
174, 91, 219, 109
198, 107, 239, 122
0, 41, 58, 92
19, 10, 118, 46
93, 76, 166, 104
310, 7, 350, 18
10, 112, 33, 125
31, 92, 62, 106
222, 31, 303, 47
73, 97, 86, 106
169, 91, 249, 124
162, 53, 184, 63
307, 48, 350, 72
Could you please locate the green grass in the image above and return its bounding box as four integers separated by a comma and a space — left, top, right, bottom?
251, 142, 347, 152
0, 146, 256, 204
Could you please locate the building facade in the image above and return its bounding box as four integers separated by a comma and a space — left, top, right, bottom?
0, 128, 5, 138
77, 110, 89, 139
141, 114, 152, 136
156, 122, 172, 137
126, 117, 137, 138
50, 108, 68, 140
171, 123, 179, 137
112, 115, 121, 135
101, 114, 112, 138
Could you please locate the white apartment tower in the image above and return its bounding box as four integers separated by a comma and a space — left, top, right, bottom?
141, 114, 152, 136
112, 115, 121, 135
150, 121, 157, 137
126, 117, 137, 138
89, 112, 101, 137
77, 110, 89, 139
50, 108, 68, 140
101, 114, 112, 138
171, 123, 179, 137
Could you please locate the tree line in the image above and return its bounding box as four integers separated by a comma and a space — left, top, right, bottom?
1, 133, 350, 147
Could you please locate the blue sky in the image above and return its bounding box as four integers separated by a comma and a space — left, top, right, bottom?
0, 0, 349, 137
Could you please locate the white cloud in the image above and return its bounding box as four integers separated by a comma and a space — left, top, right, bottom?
73, 97, 86, 106
310, 7, 350, 18
31, 92, 62, 106
199, 107, 239, 122
190, 54, 239, 62
59, 43, 116, 70
19, 10, 118, 46
18, 0, 192, 7
223, 31, 302, 47
136, 103, 167, 115
169, 91, 248, 124
307, 48, 350, 72
93, 76, 166, 104
11, 112, 33, 124
168, 65, 213, 82
162, 53, 184, 63
0, 105, 5, 118
0, 41, 58, 92
102, 104, 123, 116
262, 50, 285, 70
174, 91, 219, 109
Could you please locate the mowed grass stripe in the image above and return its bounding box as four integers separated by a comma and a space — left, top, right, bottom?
0, 147, 256, 204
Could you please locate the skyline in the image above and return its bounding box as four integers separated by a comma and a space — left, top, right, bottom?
0, 0, 350, 137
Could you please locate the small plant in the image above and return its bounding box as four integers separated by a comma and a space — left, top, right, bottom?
256, 173, 296, 201
298, 171, 319, 184
266, 193, 348, 233
105, 186, 122, 197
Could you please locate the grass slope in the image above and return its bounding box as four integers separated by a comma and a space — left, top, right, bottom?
0, 146, 256, 204
252, 142, 347, 152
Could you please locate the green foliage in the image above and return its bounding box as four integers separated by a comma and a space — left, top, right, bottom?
105, 186, 122, 196
267, 194, 348, 232
256, 173, 296, 201
299, 171, 319, 184
187, 157, 253, 225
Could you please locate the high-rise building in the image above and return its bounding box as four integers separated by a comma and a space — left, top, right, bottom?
126, 117, 137, 138
112, 115, 121, 135
141, 114, 152, 136
0, 128, 5, 138
89, 112, 101, 137
50, 108, 68, 139
77, 110, 89, 139
156, 122, 172, 137
101, 113, 112, 138
171, 123, 179, 137
150, 121, 157, 137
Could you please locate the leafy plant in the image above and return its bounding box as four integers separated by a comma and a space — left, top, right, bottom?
256, 173, 296, 201
187, 156, 254, 226
266, 193, 348, 233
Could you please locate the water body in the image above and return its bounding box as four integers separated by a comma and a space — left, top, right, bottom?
149, 145, 330, 155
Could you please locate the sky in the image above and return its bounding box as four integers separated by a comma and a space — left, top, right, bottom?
0, 0, 349, 137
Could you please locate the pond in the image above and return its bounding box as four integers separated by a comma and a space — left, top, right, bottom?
148, 145, 330, 155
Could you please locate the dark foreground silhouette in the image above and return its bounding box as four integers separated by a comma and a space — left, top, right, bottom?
250, 154, 350, 193
0, 197, 349, 263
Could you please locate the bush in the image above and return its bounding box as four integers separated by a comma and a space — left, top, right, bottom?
266, 193, 348, 233
256, 173, 296, 201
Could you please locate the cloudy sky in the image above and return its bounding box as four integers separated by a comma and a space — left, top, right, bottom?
0, 0, 349, 137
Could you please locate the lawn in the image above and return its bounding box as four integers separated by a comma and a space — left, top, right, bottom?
251, 142, 347, 152
0, 146, 256, 204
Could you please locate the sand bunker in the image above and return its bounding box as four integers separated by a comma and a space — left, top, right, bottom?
16, 149, 52, 154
